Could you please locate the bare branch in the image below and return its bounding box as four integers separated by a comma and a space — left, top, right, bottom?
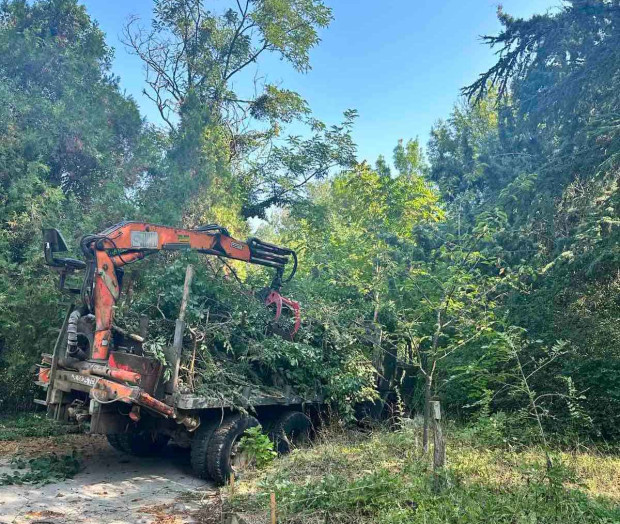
223, 0, 251, 80
225, 40, 271, 82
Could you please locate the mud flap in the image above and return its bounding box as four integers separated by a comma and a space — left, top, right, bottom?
90, 400, 129, 434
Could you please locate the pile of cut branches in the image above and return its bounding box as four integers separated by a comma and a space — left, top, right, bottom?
115, 254, 377, 412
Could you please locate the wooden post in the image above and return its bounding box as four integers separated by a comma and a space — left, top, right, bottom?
431, 400, 446, 492
431, 400, 446, 470
270, 492, 277, 524
178, 265, 194, 324
139, 314, 149, 340
229, 473, 235, 496
165, 265, 194, 394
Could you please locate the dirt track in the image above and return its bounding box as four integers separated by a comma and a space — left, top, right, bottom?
0, 435, 216, 524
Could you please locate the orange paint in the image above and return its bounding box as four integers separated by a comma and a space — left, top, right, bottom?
101, 367, 141, 384
92, 250, 116, 360
88, 223, 254, 362
38, 367, 50, 384
91, 378, 173, 417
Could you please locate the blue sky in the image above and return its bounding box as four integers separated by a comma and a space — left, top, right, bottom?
81, 0, 558, 164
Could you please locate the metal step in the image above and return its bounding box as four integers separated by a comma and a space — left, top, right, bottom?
33, 399, 47, 406
35, 381, 49, 388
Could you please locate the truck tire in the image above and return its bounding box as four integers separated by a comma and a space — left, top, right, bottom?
206, 414, 260, 485
107, 431, 169, 456
269, 411, 313, 454
190, 418, 223, 480
355, 393, 403, 430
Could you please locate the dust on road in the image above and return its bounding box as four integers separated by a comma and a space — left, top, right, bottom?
0, 434, 217, 524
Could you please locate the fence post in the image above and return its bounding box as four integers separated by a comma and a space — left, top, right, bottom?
270, 492, 277, 524
431, 400, 446, 468
430, 400, 446, 490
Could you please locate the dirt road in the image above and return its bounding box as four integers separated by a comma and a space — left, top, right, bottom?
0, 434, 216, 524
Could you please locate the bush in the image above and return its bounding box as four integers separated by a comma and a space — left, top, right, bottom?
238, 426, 277, 469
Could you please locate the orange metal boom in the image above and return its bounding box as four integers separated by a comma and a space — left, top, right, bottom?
79, 222, 296, 360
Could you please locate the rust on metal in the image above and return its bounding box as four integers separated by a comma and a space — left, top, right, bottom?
137, 390, 174, 417
108, 352, 161, 393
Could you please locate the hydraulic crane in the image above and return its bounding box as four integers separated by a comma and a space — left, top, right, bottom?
39, 221, 301, 422
45, 221, 300, 361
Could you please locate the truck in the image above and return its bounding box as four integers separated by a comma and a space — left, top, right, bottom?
36, 221, 322, 485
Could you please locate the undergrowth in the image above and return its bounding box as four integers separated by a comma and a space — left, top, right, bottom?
238, 426, 277, 469
223, 423, 620, 523
0, 412, 79, 441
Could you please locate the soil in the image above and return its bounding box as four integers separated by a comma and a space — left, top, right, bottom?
0, 434, 216, 524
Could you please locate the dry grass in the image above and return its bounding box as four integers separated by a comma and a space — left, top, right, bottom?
217, 424, 620, 524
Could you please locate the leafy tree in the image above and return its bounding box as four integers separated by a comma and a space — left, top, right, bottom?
402, 211, 511, 451
124, 0, 331, 129
281, 159, 439, 317
428, 1, 620, 438
125, 0, 355, 222
393, 138, 425, 178
0, 0, 159, 409
269, 148, 445, 421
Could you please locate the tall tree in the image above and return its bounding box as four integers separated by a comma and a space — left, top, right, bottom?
0, 0, 159, 408
440, 1, 620, 438
125, 0, 355, 223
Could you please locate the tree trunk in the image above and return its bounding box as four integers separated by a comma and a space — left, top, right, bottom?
424, 306, 443, 453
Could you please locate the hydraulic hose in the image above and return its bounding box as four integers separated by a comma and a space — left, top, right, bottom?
66, 309, 86, 360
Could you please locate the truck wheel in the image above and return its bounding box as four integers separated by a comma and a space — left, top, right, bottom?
190, 418, 222, 480
206, 414, 260, 485
269, 411, 313, 454
107, 431, 169, 456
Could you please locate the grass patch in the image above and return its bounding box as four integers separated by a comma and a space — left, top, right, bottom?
0, 412, 80, 441
224, 425, 620, 523
0, 451, 81, 485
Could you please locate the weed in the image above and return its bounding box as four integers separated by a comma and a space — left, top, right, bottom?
238, 426, 277, 469
225, 424, 620, 523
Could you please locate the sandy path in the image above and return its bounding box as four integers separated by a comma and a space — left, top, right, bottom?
0, 435, 216, 524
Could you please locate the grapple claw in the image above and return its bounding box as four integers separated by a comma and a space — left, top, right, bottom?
264, 290, 301, 340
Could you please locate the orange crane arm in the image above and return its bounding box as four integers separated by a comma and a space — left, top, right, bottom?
73, 221, 297, 360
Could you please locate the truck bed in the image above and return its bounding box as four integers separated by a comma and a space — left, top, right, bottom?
176, 387, 323, 410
